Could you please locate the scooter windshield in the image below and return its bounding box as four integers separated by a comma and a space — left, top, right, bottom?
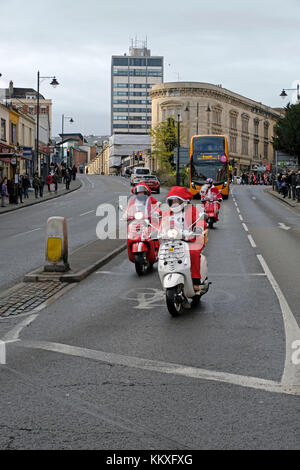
126, 195, 150, 219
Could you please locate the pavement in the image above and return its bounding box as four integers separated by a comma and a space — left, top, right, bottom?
265, 186, 300, 213
24, 238, 127, 283
0, 178, 82, 214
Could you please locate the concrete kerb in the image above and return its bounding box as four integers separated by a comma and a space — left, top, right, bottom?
265, 188, 300, 211
24, 242, 127, 283
0, 179, 82, 215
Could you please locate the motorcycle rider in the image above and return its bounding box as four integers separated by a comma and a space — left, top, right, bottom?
160, 186, 207, 291
200, 178, 223, 203
124, 182, 161, 224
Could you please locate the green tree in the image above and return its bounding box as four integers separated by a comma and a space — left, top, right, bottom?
150, 118, 178, 171
272, 103, 300, 167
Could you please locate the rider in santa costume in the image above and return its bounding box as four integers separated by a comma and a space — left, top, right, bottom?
160, 186, 207, 290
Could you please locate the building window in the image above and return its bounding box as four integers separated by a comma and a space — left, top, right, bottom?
10, 122, 17, 145
254, 119, 259, 136
264, 122, 269, 139
254, 139, 259, 157
28, 106, 34, 115
242, 116, 249, 133
1, 118, 6, 141
212, 108, 222, 125
264, 142, 268, 159
41, 107, 47, 114
230, 135, 237, 153
242, 138, 249, 155
230, 114, 237, 130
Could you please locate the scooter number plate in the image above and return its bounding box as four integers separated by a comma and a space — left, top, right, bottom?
169, 248, 174, 253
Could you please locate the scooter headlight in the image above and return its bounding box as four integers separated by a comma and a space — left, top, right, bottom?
167, 229, 178, 239
135, 212, 143, 220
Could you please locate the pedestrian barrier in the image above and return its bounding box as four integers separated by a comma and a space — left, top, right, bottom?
44, 217, 70, 272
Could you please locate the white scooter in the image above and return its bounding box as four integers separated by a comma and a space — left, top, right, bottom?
156, 215, 210, 317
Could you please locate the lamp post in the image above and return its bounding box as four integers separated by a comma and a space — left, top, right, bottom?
176, 113, 181, 185
35, 71, 59, 175
61, 115, 74, 165
184, 104, 211, 135
280, 84, 300, 102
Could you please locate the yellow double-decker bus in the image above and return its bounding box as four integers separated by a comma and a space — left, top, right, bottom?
189, 134, 230, 199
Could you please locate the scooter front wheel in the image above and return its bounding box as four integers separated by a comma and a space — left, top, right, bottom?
166, 286, 184, 317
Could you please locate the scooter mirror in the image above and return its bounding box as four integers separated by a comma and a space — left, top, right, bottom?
119, 204, 124, 211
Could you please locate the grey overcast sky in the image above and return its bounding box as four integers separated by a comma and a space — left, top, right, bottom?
0, 0, 299, 137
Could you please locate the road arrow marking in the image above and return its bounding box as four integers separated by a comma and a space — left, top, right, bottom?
278, 223, 290, 231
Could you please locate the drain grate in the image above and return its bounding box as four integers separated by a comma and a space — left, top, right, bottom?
0, 282, 66, 318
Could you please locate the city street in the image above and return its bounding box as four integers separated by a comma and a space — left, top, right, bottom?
0, 180, 299, 449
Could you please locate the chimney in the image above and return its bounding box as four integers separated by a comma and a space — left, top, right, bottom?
9, 80, 14, 98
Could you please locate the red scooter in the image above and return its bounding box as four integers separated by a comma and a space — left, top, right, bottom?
126, 210, 160, 276
202, 195, 221, 229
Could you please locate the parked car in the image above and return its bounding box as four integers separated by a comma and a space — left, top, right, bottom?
138, 175, 160, 194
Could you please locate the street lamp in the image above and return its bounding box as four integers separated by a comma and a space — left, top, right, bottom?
176, 113, 181, 185
61, 115, 74, 164
280, 84, 300, 102
184, 104, 211, 134
35, 71, 59, 174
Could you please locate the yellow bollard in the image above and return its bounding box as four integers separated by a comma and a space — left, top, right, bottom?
44, 217, 70, 272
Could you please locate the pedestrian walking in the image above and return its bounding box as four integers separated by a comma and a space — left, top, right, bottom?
65, 170, 71, 190
46, 173, 53, 192
39, 176, 45, 197
32, 173, 40, 198
72, 164, 77, 181
290, 171, 297, 200
1, 177, 8, 207
52, 172, 58, 193
281, 175, 288, 198
17, 175, 23, 203
22, 174, 30, 198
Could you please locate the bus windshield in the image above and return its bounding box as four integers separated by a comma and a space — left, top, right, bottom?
191, 159, 227, 185
193, 136, 225, 155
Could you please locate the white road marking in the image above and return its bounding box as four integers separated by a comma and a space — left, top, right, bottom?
85, 175, 95, 189
95, 271, 127, 275
21, 340, 300, 396
2, 314, 39, 342
252, 197, 257, 200
239, 214, 244, 221
242, 223, 249, 232
234, 202, 238, 207
248, 235, 257, 248
13, 228, 41, 238
236, 207, 240, 214
0, 341, 6, 365
278, 223, 291, 231
80, 210, 94, 217
257, 254, 300, 386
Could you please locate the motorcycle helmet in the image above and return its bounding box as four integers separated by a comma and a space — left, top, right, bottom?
167, 186, 193, 213
132, 183, 151, 196
206, 178, 213, 187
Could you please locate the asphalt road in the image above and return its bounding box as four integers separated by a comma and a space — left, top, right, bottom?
0, 181, 299, 450
0, 174, 136, 291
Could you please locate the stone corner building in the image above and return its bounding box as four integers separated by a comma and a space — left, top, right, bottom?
150, 82, 284, 175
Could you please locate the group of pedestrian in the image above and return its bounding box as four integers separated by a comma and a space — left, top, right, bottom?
240, 172, 271, 185
1, 174, 31, 206
0, 163, 77, 208
275, 170, 300, 200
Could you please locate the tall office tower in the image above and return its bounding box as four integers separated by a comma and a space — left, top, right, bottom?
111, 40, 163, 135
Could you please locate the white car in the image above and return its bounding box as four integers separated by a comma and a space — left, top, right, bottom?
130, 167, 151, 186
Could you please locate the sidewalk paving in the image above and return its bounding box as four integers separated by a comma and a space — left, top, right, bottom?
24, 238, 127, 283
265, 187, 300, 213
0, 178, 82, 215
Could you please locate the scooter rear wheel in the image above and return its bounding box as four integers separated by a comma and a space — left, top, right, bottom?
166, 286, 184, 317
191, 295, 200, 308
135, 253, 146, 276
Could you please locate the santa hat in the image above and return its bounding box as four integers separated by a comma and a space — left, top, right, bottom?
167, 186, 193, 201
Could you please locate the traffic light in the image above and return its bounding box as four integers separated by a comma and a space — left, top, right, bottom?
134, 152, 138, 161
139, 152, 143, 161
67, 149, 70, 157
